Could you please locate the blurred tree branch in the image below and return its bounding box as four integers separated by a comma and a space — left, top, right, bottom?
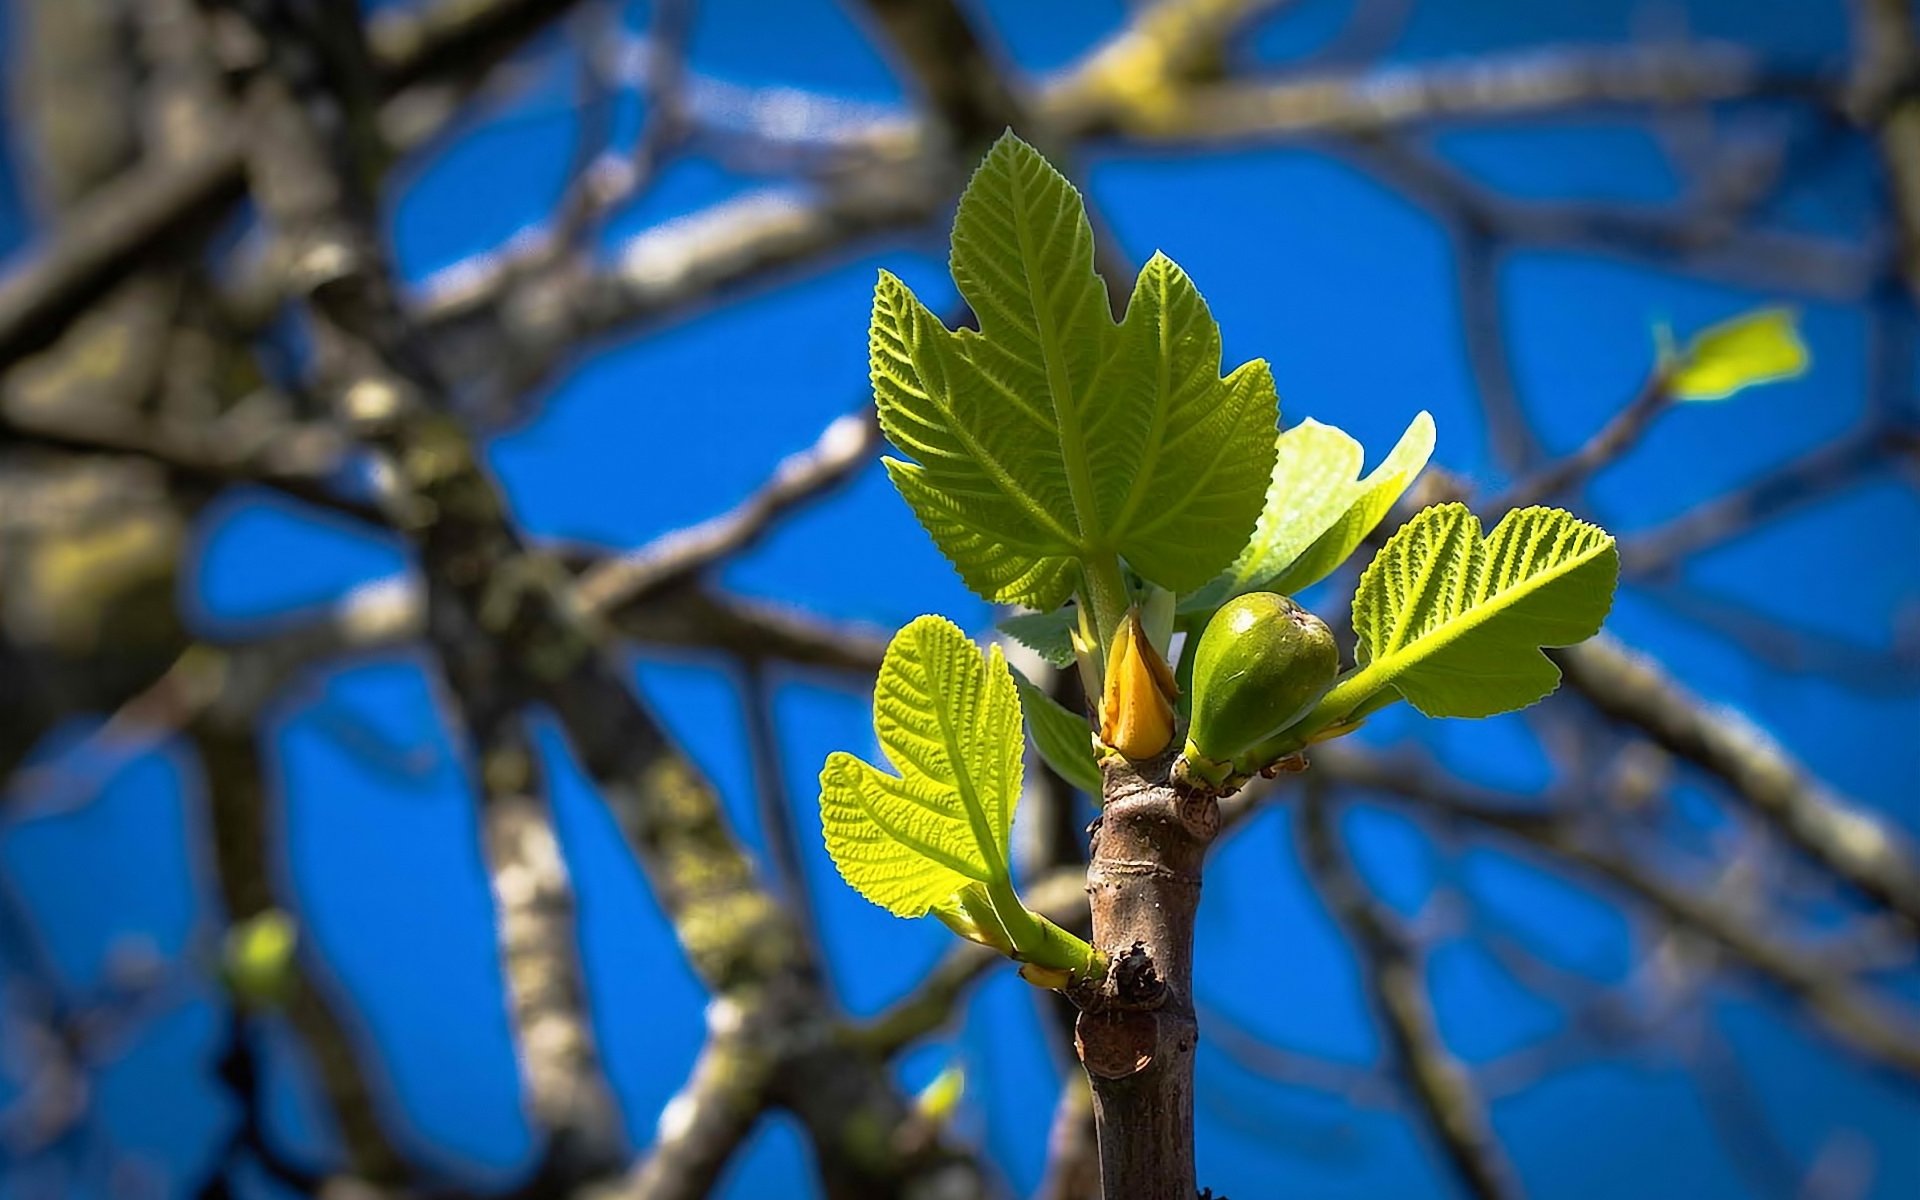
2, 0, 1916, 1198
1297, 787, 1522, 1200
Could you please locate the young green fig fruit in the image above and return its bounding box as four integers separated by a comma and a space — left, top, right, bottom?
1179, 592, 1338, 787
1099, 609, 1181, 760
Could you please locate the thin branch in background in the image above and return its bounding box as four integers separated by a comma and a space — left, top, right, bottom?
419, 0, 698, 406
189, 716, 410, 1184
473, 714, 626, 1180
852, 868, 1087, 1057
5, 576, 423, 818
368, 0, 597, 97
0, 408, 378, 525
1552, 635, 1920, 926
1345, 133, 1871, 301
605, 585, 891, 676
606, 1015, 768, 1200
1297, 788, 1524, 1200
1200, 1004, 1404, 1110
0, 143, 244, 372
1348, 139, 1542, 472
1845, 0, 1920, 306
1690, 1023, 1828, 1200
739, 660, 818, 949
198, 1016, 324, 1200
1493, 372, 1672, 512
1302, 0, 1420, 70
1083, 41, 1789, 142
574, 410, 878, 617
1619, 427, 1910, 579
1313, 744, 1920, 1083
1468, 928, 1699, 1100
1455, 230, 1543, 474
1035, 1075, 1100, 1200
853, 0, 1026, 153
1634, 579, 1920, 695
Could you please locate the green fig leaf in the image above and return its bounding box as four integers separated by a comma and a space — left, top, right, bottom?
997, 609, 1078, 669
1664, 307, 1809, 402
1011, 666, 1102, 795
1268, 412, 1436, 594
1322, 504, 1617, 722
1184, 412, 1434, 611
818, 614, 1103, 983
819, 615, 1022, 916
872, 132, 1278, 611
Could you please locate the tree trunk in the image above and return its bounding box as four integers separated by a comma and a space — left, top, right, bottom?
1074, 752, 1219, 1200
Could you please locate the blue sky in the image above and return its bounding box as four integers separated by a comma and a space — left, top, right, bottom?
4, 1, 1919, 1197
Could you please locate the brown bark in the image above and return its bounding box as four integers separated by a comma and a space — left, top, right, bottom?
1075, 753, 1218, 1200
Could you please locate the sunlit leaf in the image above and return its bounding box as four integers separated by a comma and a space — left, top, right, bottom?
1666, 307, 1809, 402
915, 1063, 966, 1122
873, 133, 1278, 610
818, 615, 1101, 982
819, 615, 1021, 916
1185, 412, 1435, 613
1329, 505, 1618, 720
1268, 412, 1436, 594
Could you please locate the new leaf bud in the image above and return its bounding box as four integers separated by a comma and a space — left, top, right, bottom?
1099, 609, 1181, 759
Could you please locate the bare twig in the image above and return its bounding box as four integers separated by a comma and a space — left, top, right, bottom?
1847, 0, 1920, 304
5, 577, 421, 815
0, 402, 375, 523
1314, 743, 1920, 1082
1618, 428, 1911, 578
0, 145, 243, 371
1553, 635, 1920, 927
1298, 789, 1523, 1200
1495, 373, 1671, 511
854, 0, 1025, 152
1200, 1004, 1403, 1109
191, 718, 410, 1183
1055, 42, 1796, 141
472, 715, 626, 1178
602, 1017, 768, 1200
605, 585, 891, 676
575, 411, 878, 616
852, 869, 1088, 1057
740, 660, 818, 947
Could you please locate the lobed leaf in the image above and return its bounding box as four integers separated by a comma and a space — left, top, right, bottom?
819, 615, 1022, 917
1269, 412, 1436, 593
872, 133, 1278, 610
1185, 412, 1434, 611
1340, 504, 1618, 719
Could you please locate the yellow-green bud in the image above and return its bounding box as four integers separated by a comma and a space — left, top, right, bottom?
1099, 609, 1180, 760
222, 909, 299, 1010
1179, 592, 1338, 786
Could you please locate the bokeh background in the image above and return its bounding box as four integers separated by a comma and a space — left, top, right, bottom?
3, 1, 1918, 1198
